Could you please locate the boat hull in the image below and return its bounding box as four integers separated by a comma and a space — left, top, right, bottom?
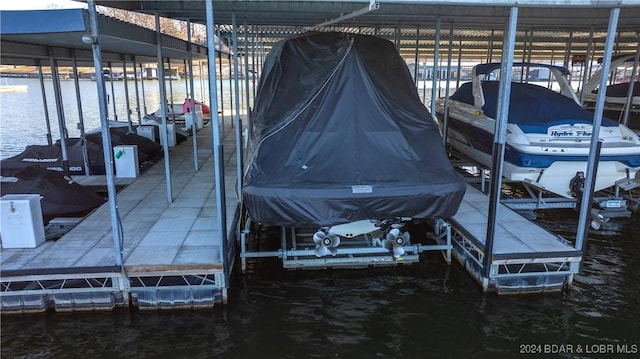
437, 102, 640, 198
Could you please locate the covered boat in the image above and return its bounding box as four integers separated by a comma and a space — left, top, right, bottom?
1, 165, 104, 224
435, 62, 640, 199
0, 142, 104, 176
0, 127, 162, 176
242, 32, 466, 228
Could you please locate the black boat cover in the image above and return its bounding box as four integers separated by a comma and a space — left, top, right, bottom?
0, 166, 104, 223
243, 32, 466, 227
450, 81, 619, 133
0, 143, 104, 176
0, 128, 162, 176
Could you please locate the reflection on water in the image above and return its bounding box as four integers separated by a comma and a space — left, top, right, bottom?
0, 77, 253, 160
2, 213, 639, 358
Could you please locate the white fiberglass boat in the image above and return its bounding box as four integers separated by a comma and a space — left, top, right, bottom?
435, 62, 640, 198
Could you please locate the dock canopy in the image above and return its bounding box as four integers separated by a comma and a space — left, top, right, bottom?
0, 8, 208, 66
243, 32, 466, 227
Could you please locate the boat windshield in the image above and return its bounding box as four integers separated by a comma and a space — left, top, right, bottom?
483, 64, 569, 94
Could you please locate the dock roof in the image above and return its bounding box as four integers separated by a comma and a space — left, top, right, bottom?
85, 0, 640, 61
0, 8, 208, 66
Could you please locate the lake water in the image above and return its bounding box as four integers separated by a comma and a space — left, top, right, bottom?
1, 78, 639, 358
0, 76, 253, 160
1, 212, 639, 358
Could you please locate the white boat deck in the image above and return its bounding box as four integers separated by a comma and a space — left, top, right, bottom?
1, 123, 239, 273
451, 184, 580, 260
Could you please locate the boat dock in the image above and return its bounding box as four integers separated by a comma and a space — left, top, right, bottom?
1, 126, 239, 312
2, 2, 640, 313
439, 185, 582, 294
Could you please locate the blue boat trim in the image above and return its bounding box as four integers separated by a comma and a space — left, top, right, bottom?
445, 117, 640, 168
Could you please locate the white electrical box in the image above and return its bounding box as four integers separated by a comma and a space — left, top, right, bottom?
185, 111, 204, 131
160, 123, 176, 147
114, 145, 139, 178
0, 194, 46, 249
194, 105, 204, 130
136, 125, 157, 142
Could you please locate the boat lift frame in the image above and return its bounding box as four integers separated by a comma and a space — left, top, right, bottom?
449, 147, 640, 221
239, 217, 453, 271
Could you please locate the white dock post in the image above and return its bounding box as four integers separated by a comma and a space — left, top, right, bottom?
186, 20, 200, 172
155, 12, 173, 204
86, 0, 124, 267
575, 8, 621, 262
206, 0, 228, 266
482, 6, 519, 279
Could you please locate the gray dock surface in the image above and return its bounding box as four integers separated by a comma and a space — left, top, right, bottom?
451, 184, 578, 258
1, 123, 238, 273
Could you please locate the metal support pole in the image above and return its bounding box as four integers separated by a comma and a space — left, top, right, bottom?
132, 57, 142, 125
232, 13, 244, 201
588, 34, 597, 83
413, 25, 420, 86
482, 6, 519, 279
48, 48, 70, 174
184, 59, 189, 96
167, 58, 174, 115
228, 38, 234, 130
520, 30, 528, 83
244, 20, 251, 130
155, 12, 173, 203
187, 19, 199, 171
37, 60, 53, 146
218, 45, 225, 123
71, 50, 91, 175
199, 61, 206, 102
575, 8, 620, 261
206, 0, 227, 265
579, 28, 594, 104
564, 31, 573, 71
525, 30, 533, 82
139, 63, 148, 115
252, 26, 257, 99
122, 56, 133, 132
108, 62, 117, 121
456, 40, 462, 90
430, 16, 441, 116
217, 29, 225, 133
621, 38, 640, 127
87, 0, 123, 267
442, 23, 453, 146
548, 49, 555, 88
260, 32, 265, 77
487, 30, 494, 63
394, 26, 400, 51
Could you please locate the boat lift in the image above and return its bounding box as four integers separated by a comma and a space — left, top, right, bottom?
239, 216, 453, 271
449, 148, 640, 228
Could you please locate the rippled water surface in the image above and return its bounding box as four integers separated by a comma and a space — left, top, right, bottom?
2, 212, 639, 358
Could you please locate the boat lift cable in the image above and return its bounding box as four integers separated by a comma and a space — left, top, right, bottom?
243, 39, 354, 178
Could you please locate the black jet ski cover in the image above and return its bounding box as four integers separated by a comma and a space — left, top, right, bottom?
0, 142, 105, 176
0, 166, 105, 224
243, 32, 466, 227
